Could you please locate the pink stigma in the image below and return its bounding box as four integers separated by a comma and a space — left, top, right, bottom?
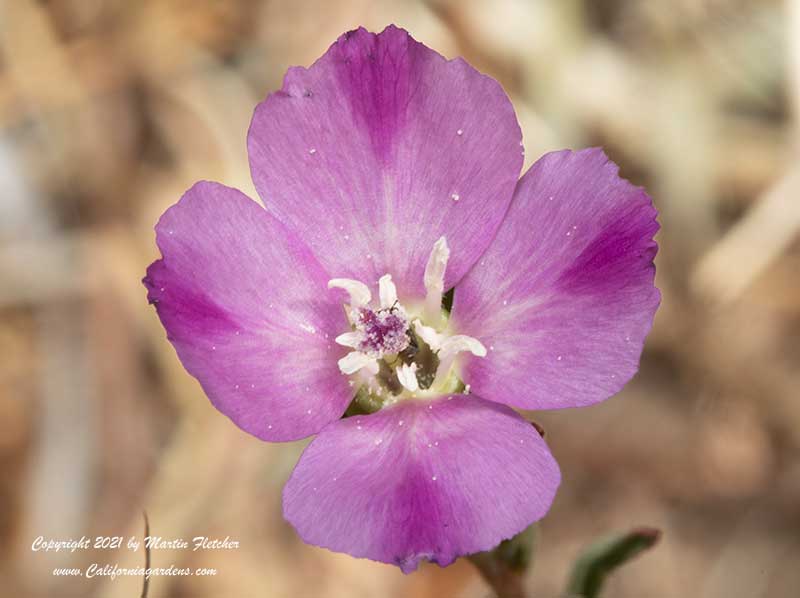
357, 308, 409, 356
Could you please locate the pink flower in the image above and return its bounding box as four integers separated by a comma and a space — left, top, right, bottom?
143, 26, 659, 572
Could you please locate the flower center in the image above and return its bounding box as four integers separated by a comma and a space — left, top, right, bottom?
355, 307, 409, 356
328, 237, 486, 409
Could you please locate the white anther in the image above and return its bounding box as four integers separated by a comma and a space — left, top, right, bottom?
328, 278, 371, 308
378, 274, 398, 309
334, 332, 362, 348
423, 236, 450, 324
432, 334, 486, 390
438, 335, 487, 360
338, 351, 378, 375
396, 363, 419, 392
413, 320, 444, 351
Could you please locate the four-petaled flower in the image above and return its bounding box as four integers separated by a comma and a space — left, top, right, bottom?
143, 25, 659, 573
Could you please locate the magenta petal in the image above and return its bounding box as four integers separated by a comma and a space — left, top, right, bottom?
247, 26, 523, 298
283, 395, 560, 572
452, 149, 660, 410
143, 182, 351, 441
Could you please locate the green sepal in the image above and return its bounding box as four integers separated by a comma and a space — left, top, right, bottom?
468, 523, 538, 598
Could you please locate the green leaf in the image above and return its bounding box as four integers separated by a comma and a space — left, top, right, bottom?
564, 527, 661, 598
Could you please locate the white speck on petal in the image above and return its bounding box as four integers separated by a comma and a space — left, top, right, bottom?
309, 148, 317, 154
375, 438, 383, 445
431, 476, 437, 481
457, 129, 463, 136
450, 193, 460, 202
557, 355, 562, 361
300, 323, 316, 334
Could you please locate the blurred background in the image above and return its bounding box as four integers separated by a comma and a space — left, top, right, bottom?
1, 0, 798, 596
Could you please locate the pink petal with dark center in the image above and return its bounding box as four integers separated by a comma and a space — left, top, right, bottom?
248, 25, 523, 299
144, 182, 352, 441
452, 149, 660, 410
283, 394, 560, 572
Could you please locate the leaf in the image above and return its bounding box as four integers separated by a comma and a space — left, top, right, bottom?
564, 527, 661, 598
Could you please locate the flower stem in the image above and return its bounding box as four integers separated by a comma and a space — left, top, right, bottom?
467, 525, 537, 598
468, 552, 529, 598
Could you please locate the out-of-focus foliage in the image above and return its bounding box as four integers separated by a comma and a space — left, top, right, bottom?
1, 1, 799, 597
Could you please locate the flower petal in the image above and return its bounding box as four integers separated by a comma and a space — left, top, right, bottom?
283, 394, 560, 573
452, 149, 660, 410
143, 182, 352, 441
247, 25, 523, 299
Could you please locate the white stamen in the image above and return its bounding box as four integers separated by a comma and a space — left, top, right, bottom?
378, 274, 398, 309
334, 332, 362, 348
433, 334, 486, 388
329, 238, 488, 401
338, 351, 378, 375
328, 278, 371, 308
396, 363, 419, 392
423, 236, 450, 324
413, 320, 444, 351
438, 335, 487, 360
